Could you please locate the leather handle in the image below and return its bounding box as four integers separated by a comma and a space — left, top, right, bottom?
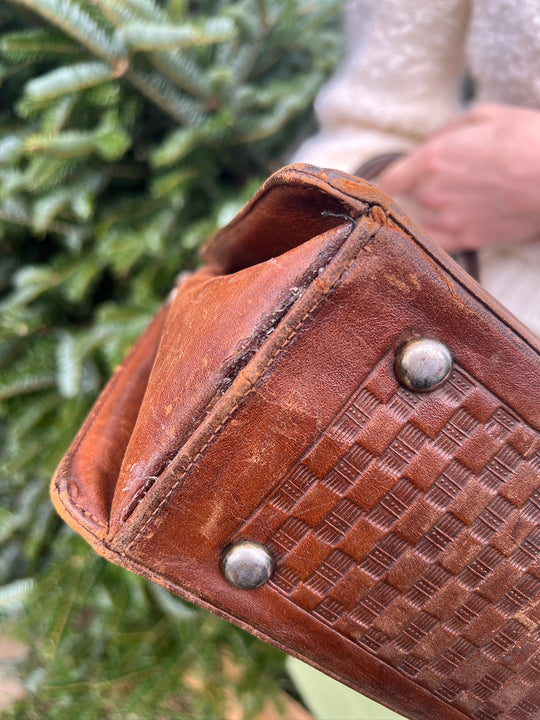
355, 154, 479, 281
354, 152, 404, 182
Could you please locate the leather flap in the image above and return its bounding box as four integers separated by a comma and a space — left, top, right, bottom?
201, 163, 369, 272
53, 164, 374, 540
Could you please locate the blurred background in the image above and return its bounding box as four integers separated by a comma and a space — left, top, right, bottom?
0, 1, 346, 717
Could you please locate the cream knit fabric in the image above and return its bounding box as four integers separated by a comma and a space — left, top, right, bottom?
292, 0, 540, 335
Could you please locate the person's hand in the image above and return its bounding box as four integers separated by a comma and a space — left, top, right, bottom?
378, 104, 540, 252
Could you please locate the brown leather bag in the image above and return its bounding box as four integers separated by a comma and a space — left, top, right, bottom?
52, 164, 540, 720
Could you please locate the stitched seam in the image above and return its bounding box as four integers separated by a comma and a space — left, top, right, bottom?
64, 174, 362, 534
59, 309, 165, 533
123, 224, 376, 553
384, 210, 540, 354
61, 382, 122, 533
67, 500, 107, 529
118, 225, 357, 508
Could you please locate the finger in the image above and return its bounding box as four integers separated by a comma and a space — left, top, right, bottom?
378, 150, 426, 195
466, 102, 503, 121
417, 224, 463, 252
414, 205, 459, 232
421, 222, 487, 252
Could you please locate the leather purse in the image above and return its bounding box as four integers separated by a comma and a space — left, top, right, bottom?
52, 164, 540, 720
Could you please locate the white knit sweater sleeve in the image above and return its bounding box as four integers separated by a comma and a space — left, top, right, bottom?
292, 0, 470, 173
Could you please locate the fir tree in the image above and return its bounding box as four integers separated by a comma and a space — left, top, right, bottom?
0, 1, 344, 717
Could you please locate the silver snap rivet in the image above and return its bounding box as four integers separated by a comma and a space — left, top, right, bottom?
222, 541, 274, 589
396, 337, 453, 392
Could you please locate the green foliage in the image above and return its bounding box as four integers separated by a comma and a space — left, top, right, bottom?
0, 0, 344, 717
3, 537, 288, 720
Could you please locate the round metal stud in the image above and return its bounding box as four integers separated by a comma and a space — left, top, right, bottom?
222, 541, 274, 589
396, 337, 453, 392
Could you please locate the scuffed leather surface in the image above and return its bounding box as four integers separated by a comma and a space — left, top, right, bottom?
110, 221, 353, 536
52, 165, 540, 720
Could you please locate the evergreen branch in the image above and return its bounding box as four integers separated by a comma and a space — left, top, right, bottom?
1, 436, 51, 474
25, 121, 130, 161
230, 41, 266, 88
95, 0, 211, 100
55, 332, 79, 398
8, 392, 61, 444
0, 28, 81, 60
0, 168, 27, 198
0, 578, 34, 616
55, 324, 119, 397
118, 17, 236, 51
98, 1, 213, 101
224, 0, 269, 40
24, 155, 81, 192
150, 126, 200, 167
234, 73, 324, 142
0, 198, 30, 226
104, 0, 170, 24
9, 0, 127, 67
124, 62, 204, 125
215, 0, 269, 82
1, 264, 66, 313
150, 167, 197, 199
42, 95, 77, 134
19, 113, 128, 170
0, 197, 83, 236
31, 171, 105, 231
0, 373, 57, 400
94, 0, 142, 27
47, 556, 89, 659
10, 1, 207, 123
0, 482, 44, 542
19, 60, 115, 113
145, 51, 211, 101
32, 190, 71, 231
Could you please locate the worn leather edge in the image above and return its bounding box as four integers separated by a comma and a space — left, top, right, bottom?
51, 302, 171, 535
51, 164, 373, 543
298, 164, 539, 353
113, 213, 379, 551
52, 163, 540, 543
84, 539, 470, 720
112, 164, 540, 552
108, 222, 360, 535
201, 163, 369, 267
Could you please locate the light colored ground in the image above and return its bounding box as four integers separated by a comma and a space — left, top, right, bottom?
0, 637, 26, 710
0, 637, 312, 719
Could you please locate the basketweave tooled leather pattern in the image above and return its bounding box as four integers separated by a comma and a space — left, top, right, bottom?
233, 351, 540, 720
51, 165, 540, 720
